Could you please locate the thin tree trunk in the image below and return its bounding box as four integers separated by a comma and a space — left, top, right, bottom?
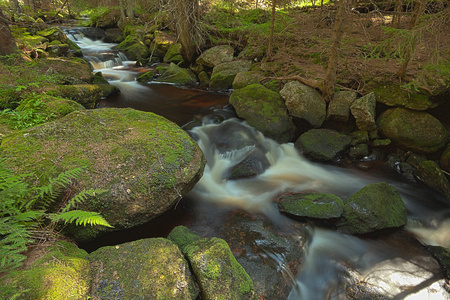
172, 0, 200, 62
0, 9, 18, 56
322, 0, 349, 102
392, 0, 402, 28
267, 0, 276, 60
126, 0, 134, 18
409, 0, 426, 29
119, 0, 126, 21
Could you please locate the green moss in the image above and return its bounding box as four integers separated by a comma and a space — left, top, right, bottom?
279, 193, 344, 219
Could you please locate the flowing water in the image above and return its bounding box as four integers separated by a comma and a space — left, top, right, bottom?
67, 28, 450, 299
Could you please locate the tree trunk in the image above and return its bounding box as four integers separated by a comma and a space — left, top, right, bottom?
119, 0, 126, 21
267, 0, 276, 60
171, 0, 201, 62
322, 0, 349, 102
126, 0, 134, 18
0, 9, 18, 56
392, 0, 402, 28
409, 0, 426, 30
10, 0, 21, 13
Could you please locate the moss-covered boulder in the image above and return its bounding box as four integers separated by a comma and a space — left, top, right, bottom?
37, 27, 68, 43
136, 70, 156, 83
90, 238, 197, 299
1, 241, 90, 299
164, 43, 185, 65
277, 193, 344, 219
229, 84, 298, 143
17, 94, 85, 121
90, 8, 121, 28
337, 182, 407, 234
294, 129, 352, 162
117, 35, 150, 61
414, 160, 450, 199
196, 45, 234, 68
377, 107, 448, 154
46, 43, 71, 57
36, 57, 93, 84
47, 84, 102, 108
0, 108, 205, 242
232, 70, 264, 90
0, 84, 22, 109
173, 232, 255, 299
427, 246, 450, 279
156, 62, 198, 85
149, 31, 176, 60
209, 60, 252, 91
441, 145, 450, 173
280, 81, 326, 128
374, 82, 436, 111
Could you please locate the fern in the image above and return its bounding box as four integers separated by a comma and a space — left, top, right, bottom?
62, 188, 107, 212
49, 210, 113, 227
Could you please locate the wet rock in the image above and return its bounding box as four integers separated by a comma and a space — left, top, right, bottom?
440, 145, 450, 173
150, 31, 177, 60
97, 84, 120, 98
377, 107, 448, 154
136, 70, 156, 83
327, 90, 357, 122
90, 238, 197, 300
232, 70, 264, 90
209, 60, 252, 91
372, 139, 391, 147
350, 130, 369, 146
414, 160, 450, 199
198, 71, 210, 86
104, 28, 124, 43
164, 43, 185, 65
117, 35, 150, 61
374, 82, 436, 111
196, 45, 234, 68
156, 62, 198, 85
226, 148, 270, 180
348, 144, 369, 159
0, 241, 90, 299
280, 81, 326, 128
350, 92, 377, 131
169, 227, 255, 299
47, 84, 102, 108
278, 193, 344, 219
337, 182, 407, 234
229, 84, 298, 143
427, 246, 450, 279
295, 129, 352, 162
0, 108, 205, 242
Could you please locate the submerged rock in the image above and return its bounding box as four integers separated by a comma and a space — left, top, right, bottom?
280, 81, 326, 128
90, 238, 197, 299
0, 108, 205, 242
377, 107, 448, 154
229, 84, 298, 143
294, 129, 352, 162
278, 192, 344, 219
337, 182, 407, 234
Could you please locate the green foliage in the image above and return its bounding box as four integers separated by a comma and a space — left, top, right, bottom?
0, 162, 111, 278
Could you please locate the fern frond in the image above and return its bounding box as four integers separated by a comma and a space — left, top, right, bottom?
49, 210, 113, 228
62, 189, 107, 212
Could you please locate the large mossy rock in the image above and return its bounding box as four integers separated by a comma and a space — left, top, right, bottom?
90, 8, 121, 28
117, 35, 150, 61
17, 94, 85, 121
209, 60, 252, 91
280, 81, 326, 128
37, 57, 94, 84
46, 84, 102, 108
90, 238, 197, 299
377, 107, 448, 154
278, 193, 344, 219
0, 108, 205, 242
156, 62, 198, 85
36, 27, 68, 43
196, 45, 234, 68
169, 227, 255, 300
414, 160, 450, 199
229, 84, 298, 143
1, 241, 90, 299
232, 70, 264, 90
337, 182, 407, 234
163, 43, 185, 65
294, 129, 352, 162
374, 82, 436, 111
149, 31, 176, 60
441, 145, 450, 173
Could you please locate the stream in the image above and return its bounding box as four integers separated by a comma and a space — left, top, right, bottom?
65, 28, 450, 299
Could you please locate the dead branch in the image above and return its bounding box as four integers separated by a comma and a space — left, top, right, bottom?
260, 76, 321, 89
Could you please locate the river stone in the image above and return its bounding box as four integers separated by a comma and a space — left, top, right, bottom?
163, 43, 184, 65
156, 62, 197, 85
327, 90, 357, 122
232, 70, 264, 90
374, 82, 436, 111
350, 92, 377, 131
47, 84, 102, 108
46, 43, 71, 57
414, 160, 450, 199
209, 60, 252, 91
226, 148, 270, 180
278, 193, 344, 219
441, 145, 450, 173
0, 241, 90, 299
229, 84, 298, 143
0, 108, 205, 242
150, 31, 177, 60
17, 95, 85, 121
182, 236, 255, 299
337, 182, 407, 234
377, 107, 448, 154
348, 144, 369, 158
117, 35, 150, 61
196, 45, 234, 68
37, 27, 68, 43
294, 129, 352, 162
90, 238, 197, 299
136, 70, 155, 83
427, 246, 450, 279
280, 81, 326, 128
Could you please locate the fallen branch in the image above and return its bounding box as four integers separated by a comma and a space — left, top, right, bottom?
260, 76, 321, 90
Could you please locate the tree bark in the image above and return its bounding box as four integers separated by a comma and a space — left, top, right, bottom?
119, 0, 126, 21
0, 9, 18, 56
10, 0, 21, 13
267, 0, 276, 60
126, 0, 135, 18
322, 0, 349, 102
171, 0, 201, 62
392, 0, 402, 28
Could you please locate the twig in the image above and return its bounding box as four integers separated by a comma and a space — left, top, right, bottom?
260, 76, 321, 89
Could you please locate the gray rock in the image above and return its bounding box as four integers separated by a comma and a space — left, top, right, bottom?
278, 193, 344, 219
327, 90, 357, 122
156, 62, 197, 85
414, 160, 450, 199
280, 81, 326, 128
349, 144, 369, 158
337, 182, 407, 234
350, 92, 377, 131
232, 71, 264, 90
196, 45, 234, 68
209, 60, 252, 91
295, 129, 352, 162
